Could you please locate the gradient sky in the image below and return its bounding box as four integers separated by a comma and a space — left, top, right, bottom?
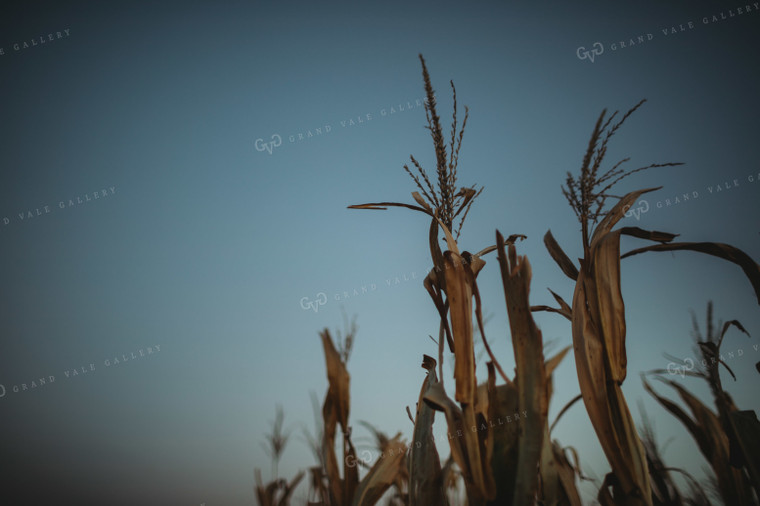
1, 0, 759, 504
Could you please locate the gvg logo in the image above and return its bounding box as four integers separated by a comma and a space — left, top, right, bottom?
623, 199, 650, 221
345, 450, 373, 468
667, 358, 695, 378
255, 134, 282, 155
576, 42, 604, 62
300, 292, 327, 313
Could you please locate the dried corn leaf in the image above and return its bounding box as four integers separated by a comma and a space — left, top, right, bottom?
544, 230, 579, 281
593, 230, 628, 383
351, 437, 408, 506
618, 226, 677, 243
423, 380, 494, 503
575, 271, 650, 504
589, 187, 661, 247
254, 470, 305, 506
540, 348, 578, 506
530, 290, 573, 323
319, 329, 357, 505
345, 434, 359, 503
545, 346, 571, 380
622, 241, 760, 304
642, 378, 699, 439
531, 304, 572, 321
540, 435, 584, 506
452, 187, 478, 220
540, 425, 562, 506
555, 444, 584, 506
474, 234, 527, 259
422, 382, 475, 497
412, 191, 433, 213
278, 472, 305, 506
426, 218, 455, 352
729, 410, 760, 496
409, 355, 446, 506
551, 289, 573, 315
568, 194, 652, 505
439, 248, 495, 502
644, 377, 753, 505
347, 201, 433, 215
486, 378, 520, 505
443, 250, 477, 405
307, 466, 329, 505
321, 330, 350, 432
496, 230, 548, 506
550, 394, 584, 435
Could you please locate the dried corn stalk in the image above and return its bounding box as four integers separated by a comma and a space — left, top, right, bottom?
408, 355, 446, 506
539, 348, 584, 506
351, 436, 408, 506
644, 377, 757, 505
320, 329, 359, 505
644, 304, 760, 505
254, 470, 304, 506
496, 231, 549, 506
542, 98, 760, 505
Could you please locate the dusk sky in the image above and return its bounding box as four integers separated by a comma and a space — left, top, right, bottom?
1, 1, 759, 504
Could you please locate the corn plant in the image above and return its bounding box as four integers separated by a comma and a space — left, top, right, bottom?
304, 319, 410, 506
349, 54, 580, 506
540, 100, 760, 505
637, 404, 711, 506
644, 302, 760, 505
255, 406, 304, 506
262, 54, 760, 506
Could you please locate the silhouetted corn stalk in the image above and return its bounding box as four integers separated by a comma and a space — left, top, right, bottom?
540, 353, 585, 506
350, 54, 582, 506
254, 469, 304, 506
318, 327, 359, 505
358, 421, 409, 504
255, 407, 304, 506
637, 403, 713, 506
539, 99, 760, 505
308, 323, 414, 506
408, 355, 447, 506
644, 303, 760, 505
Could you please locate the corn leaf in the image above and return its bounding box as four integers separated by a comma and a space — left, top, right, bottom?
423, 379, 483, 501
621, 241, 760, 305
729, 410, 760, 497
644, 377, 755, 505
320, 329, 357, 505
443, 250, 477, 405
544, 230, 579, 281
408, 355, 446, 506
351, 437, 408, 506
569, 192, 653, 504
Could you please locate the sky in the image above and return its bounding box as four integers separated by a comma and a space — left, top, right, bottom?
1, 0, 759, 504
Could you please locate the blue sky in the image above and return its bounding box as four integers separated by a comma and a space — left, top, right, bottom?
1, 0, 759, 504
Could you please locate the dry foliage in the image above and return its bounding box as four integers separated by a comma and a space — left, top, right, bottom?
540, 100, 760, 505
255, 469, 304, 506
644, 303, 760, 505
256, 56, 760, 506
350, 55, 573, 506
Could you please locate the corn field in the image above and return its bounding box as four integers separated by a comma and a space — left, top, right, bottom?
255, 55, 760, 506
